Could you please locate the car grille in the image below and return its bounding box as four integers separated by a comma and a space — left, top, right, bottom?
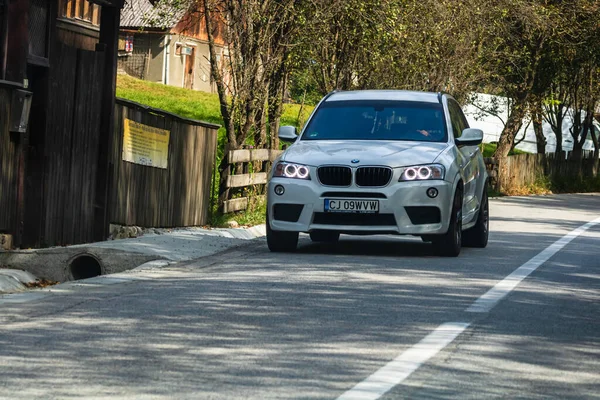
313, 212, 397, 226
355, 167, 393, 187
321, 192, 387, 199
317, 166, 352, 186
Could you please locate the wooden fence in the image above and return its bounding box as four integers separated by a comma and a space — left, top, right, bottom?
222, 149, 283, 213
110, 99, 219, 227
487, 152, 599, 192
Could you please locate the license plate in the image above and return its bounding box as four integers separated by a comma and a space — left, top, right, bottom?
324, 199, 379, 213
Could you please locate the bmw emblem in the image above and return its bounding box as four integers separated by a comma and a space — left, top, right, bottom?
351, 159, 360, 164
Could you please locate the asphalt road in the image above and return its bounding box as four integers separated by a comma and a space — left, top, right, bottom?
1, 194, 599, 400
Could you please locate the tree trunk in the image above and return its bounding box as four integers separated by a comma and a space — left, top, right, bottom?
268, 64, 288, 150
493, 97, 528, 191
531, 101, 546, 154
590, 119, 599, 160
254, 101, 267, 149
570, 109, 585, 161
203, 0, 235, 149
510, 120, 525, 152
576, 106, 594, 159
217, 145, 231, 213
593, 115, 600, 159
552, 103, 564, 155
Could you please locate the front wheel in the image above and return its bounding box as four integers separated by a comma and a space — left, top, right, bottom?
266, 213, 299, 252
463, 184, 489, 248
432, 189, 462, 257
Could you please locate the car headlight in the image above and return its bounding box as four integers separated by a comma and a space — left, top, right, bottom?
273, 162, 311, 180
399, 164, 445, 181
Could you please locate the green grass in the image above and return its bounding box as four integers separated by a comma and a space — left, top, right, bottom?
117, 74, 314, 131
549, 174, 600, 194
481, 142, 528, 158
210, 197, 267, 228
117, 74, 224, 125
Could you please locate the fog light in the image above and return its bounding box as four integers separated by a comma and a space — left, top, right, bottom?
426, 187, 438, 198
274, 185, 285, 196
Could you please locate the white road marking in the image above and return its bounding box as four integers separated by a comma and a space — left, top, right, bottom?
338, 216, 600, 399
337, 322, 470, 400
467, 216, 600, 313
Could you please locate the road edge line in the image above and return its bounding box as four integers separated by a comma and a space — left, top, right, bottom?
467, 216, 600, 313
337, 322, 470, 400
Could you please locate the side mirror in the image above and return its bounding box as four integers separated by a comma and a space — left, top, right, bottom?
278, 126, 298, 142
456, 128, 483, 146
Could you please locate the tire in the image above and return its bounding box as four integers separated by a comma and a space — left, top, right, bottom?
266, 212, 299, 252
310, 231, 340, 243
463, 184, 489, 248
432, 189, 462, 257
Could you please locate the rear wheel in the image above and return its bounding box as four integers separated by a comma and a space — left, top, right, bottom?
463, 184, 489, 248
266, 212, 299, 252
310, 231, 340, 243
433, 189, 462, 257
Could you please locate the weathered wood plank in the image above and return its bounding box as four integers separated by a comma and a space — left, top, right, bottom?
44, 42, 77, 246
227, 172, 268, 188
223, 197, 249, 213
229, 149, 283, 163
222, 194, 267, 214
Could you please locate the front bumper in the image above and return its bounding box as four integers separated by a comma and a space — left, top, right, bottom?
267, 177, 454, 235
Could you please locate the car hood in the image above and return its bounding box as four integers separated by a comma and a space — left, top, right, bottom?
282, 140, 449, 167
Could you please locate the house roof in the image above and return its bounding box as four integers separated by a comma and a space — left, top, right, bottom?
120, 0, 188, 29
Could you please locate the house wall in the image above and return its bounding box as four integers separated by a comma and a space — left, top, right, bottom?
171, 8, 226, 46
168, 38, 183, 88
148, 35, 165, 83
118, 33, 165, 83
168, 36, 225, 93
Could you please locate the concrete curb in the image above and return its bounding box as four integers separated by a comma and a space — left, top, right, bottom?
211, 224, 266, 240
0, 274, 26, 293
0, 269, 39, 294
0, 224, 267, 295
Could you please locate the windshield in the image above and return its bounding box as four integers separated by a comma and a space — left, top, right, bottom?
301, 100, 447, 142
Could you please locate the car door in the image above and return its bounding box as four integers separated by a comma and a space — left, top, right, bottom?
448, 100, 479, 221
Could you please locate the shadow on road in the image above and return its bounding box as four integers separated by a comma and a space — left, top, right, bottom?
0, 222, 598, 399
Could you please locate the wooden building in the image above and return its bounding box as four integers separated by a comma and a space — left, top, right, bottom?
0, 0, 124, 248
119, 0, 228, 93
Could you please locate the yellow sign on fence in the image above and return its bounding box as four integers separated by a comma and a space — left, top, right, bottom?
122, 119, 170, 169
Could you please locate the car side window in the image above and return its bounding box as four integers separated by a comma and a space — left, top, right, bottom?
448, 100, 468, 139
456, 101, 470, 131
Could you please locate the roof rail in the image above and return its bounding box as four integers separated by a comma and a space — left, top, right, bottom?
321, 90, 340, 102
437, 92, 443, 104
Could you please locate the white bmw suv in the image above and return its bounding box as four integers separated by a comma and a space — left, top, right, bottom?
266, 90, 489, 256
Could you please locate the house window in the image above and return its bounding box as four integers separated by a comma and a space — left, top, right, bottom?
29, 0, 50, 58
64, 0, 101, 26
